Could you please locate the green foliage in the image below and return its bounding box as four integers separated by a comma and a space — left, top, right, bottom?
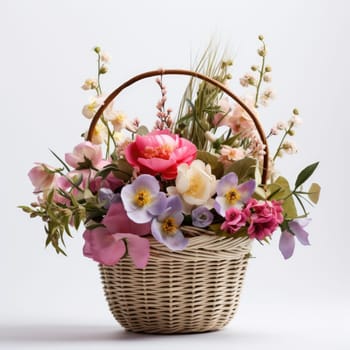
224, 157, 258, 183
196, 151, 224, 178
308, 183, 321, 204
294, 162, 319, 189
268, 176, 298, 219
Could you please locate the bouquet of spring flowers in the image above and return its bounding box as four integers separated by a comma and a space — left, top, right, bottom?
20, 37, 321, 269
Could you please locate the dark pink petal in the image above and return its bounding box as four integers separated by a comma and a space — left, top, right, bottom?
113, 233, 150, 268
279, 230, 295, 259
124, 142, 139, 167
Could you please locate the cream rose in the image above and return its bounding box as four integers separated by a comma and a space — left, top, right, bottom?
174, 160, 217, 207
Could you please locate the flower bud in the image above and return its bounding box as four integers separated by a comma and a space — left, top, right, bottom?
258, 47, 266, 57
293, 108, 299, 115
258, 34, 264, 41
265, 65, 272, 72
263, 74, 272, 82
99, 65, 108, 74
94, 46, 101, 54
251, 65, 258, 71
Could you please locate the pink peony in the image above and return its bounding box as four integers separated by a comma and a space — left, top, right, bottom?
83, 202, 151, 268
124, 130, 197, 180
65, 141, 108, 170
243, 199, 283, 240
221, 207, 247, 234
28, 163, 58, 193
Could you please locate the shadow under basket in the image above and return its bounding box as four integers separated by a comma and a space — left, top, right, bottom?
99, 227, 251, 334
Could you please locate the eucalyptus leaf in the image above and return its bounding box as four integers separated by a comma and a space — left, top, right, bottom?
136, 125, 149, 136
308, 183, 321, 204
271, 176, 298, 219
295, 162, 319, 189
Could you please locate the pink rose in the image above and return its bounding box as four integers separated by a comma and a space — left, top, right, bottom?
221, 207, 247, 234
124, 130, 197, 180
243, 199, 283, 240
28, 163, 58, 193
65, 141, 107, 170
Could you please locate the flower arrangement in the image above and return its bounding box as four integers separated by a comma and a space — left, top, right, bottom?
20, 37, 321, 268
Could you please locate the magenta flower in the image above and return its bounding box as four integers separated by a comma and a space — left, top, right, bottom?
124, 129, 197, 180
121, 174, 167, 224
243, 199, 283, 240
221, 207, 247, 234
279, 218, 311, 259
191, 206, 214, 228
214, 172, 256, 217
65, 141, 108, 170
83, 202, 151, 268
151, 196, 188, 251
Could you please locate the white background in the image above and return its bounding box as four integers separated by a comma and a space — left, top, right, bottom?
1, 0, 349, 349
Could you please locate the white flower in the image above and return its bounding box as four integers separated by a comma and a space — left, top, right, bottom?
276, 121, 288, 130
85, 121, 108, 145
174, 160, 217, 207
282, 140, 298, 154
82, 95, 105, 119
82, 95, 114, 120
259, 88, 275, 106
289, 115, 303, 126
106, 110, 137, 133
100, 51, 111, 63
240, 73, 256, 87
81, 78, 98, 91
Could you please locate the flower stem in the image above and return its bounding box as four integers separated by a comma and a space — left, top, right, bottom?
254, 41, 266, 108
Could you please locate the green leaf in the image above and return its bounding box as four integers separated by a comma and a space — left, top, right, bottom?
295, 162, 319, 189
224, 157, 258, 183
196, 150, 224, 178
308, 183, 321, 204
136, 125, 149, 136
270, 176, 298, 219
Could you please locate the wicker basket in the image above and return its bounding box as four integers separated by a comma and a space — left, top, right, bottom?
87, 69, 269, 334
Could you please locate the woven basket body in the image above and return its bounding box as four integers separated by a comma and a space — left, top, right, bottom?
99, 228, 251, 334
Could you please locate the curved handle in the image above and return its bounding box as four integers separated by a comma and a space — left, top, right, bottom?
87, 69, 269, 184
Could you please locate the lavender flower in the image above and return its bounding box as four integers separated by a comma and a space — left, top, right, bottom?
191, 206, 214, 228
151, 196, 188, 251
214, 172, 256, 217
98, 188, 120, 209
279, 218, 311, 259
121, 174, 166, 224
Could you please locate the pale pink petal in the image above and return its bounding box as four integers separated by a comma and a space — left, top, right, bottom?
114, 233, 150, 268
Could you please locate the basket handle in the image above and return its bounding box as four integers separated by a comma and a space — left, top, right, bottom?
87, 69, 269, 184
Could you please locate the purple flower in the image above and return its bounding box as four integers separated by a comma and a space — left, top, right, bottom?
214, 172, 256, 217
279, 218, 311, 259
98, 188, 121, 209
121, 174, 167, 223
151, 196, 188, 251
191, 206, 214, 228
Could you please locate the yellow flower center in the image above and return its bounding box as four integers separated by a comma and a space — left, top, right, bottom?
225, 188, 241, 205
161, 217, 178, 235
134, 189, 152, 207
143, 145, 173, 159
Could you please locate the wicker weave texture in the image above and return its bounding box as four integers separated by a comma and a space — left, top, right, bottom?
99, 230, 251, 334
